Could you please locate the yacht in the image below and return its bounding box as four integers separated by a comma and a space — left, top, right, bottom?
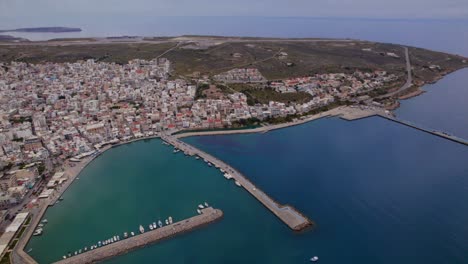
139, 225, 145, 233
310, 256, 319, 262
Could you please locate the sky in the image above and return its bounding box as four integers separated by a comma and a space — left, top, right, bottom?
1, 0, 468, 21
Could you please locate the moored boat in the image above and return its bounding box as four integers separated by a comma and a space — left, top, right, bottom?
197, 209, 202, 214
235, 180, 242, 187
310, 256, 319, 262
198, 204, 205, 209
139, 225, 145, 233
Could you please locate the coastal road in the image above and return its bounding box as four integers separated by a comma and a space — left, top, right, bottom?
379, 46, 413, 99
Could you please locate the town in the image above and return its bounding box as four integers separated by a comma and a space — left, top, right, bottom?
0, 57, 398, 213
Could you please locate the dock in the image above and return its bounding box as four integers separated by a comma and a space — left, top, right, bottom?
162, 135, 313, 231
53, 207, 223, 264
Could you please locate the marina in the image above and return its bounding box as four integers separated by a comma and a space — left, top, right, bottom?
161, 134, 313, 231
53, 207, 223, 264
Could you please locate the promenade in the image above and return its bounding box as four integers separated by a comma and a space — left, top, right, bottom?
53, 207, 223, 264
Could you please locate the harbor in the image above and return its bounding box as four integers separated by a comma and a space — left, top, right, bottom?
53, 207, 222, 264
162, 135, 313, 231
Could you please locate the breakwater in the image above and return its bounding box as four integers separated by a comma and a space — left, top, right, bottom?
53, 207, 223, 264
162, 135, 313, 231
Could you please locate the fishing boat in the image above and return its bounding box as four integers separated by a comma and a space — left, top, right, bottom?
139, 225, 145, 233
310, 256, 319, 262
198, 204, 205, 209
235, 180, 242, 187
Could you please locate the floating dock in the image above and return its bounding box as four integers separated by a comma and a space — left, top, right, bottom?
162, 135, 313, 231
53, 207, 223, 264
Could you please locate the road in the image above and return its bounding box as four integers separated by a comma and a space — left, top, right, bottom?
379, 46, 412, 98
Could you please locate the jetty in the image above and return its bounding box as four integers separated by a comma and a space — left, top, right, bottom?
162, 135, 312, 231
53, 207, 223, 264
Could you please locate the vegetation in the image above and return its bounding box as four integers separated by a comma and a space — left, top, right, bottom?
228, 83, 313, 106
0, 252, 10, 264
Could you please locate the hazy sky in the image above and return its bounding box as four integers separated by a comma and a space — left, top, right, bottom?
1, 0, 468, 20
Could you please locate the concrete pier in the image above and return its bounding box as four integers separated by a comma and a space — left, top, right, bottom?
162, 135, 313, 231
53, 207, 223, 264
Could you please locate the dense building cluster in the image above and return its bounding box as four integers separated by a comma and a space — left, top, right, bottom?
0, 58, 399, 208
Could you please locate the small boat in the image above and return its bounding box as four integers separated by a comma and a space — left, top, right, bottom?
198, 204, 205, 209
149, 224, 154, 230
235, 180, 242, 187
27, 248, 33, 253
310, 256, 319, 262
41, 219, 48, 223
78, 249, 82, 254
76, 177, 80, 180
204, 202, 209, 207
98, 241, 102, 247
84, 247, 88, 251
62, 256, 66, 259
197, 209, 202, 214
131, 232, 135, 236
38, 224, 44, 227
114, 236, 117, 241
124, 232, 128, 238
168, 216, 173, 224
195, 156, 200, 160
224, 173, 232, 179
59, 197, 64, 201
33, 229, 43, 236
153, 222, 157, 229
139, 225, 145, 233
207, 162, 212, 167
74, 251, 77, 255
165, 219, 169, 225
68, 253, 71, 257
158, 220, 163, 227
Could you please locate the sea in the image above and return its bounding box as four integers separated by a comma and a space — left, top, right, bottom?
21, 17, 468, 264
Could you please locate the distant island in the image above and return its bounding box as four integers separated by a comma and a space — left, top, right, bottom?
0, 27, 82, 33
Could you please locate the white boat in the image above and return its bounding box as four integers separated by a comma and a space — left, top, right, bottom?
98, 241, 102, 247
41, 219, 48, 223
207, 162, 212, 167
38, 224, 44, 227
310, 256, 319, 262
78, 249, 82, 254
158, 220, 163, 227
124, 232, 128, 238
195, 156, 200, 160
165, 219, 169, 225
168, 216, 173, 224
153, 222, 157, 229
204, 202, 209, 207
27, 248, 33, 253
139, 225, 145, 233
149, 224, 154, 230
224, 173, 232, 179
131, 232, 135, 236
62, 256, 66, 259
198, 204, 205, 209
33, 228, 43, 236
235, 180, 242, 187
197, 209, 202, 214
84, 247, 87, 251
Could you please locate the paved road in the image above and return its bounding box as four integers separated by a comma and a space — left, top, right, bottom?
379, 46, 412, 99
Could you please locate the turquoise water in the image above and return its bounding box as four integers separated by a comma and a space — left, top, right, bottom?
27, 116, 468, 263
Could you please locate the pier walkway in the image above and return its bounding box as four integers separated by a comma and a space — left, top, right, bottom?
53, 207, 223, 264
162, 135, 312, 231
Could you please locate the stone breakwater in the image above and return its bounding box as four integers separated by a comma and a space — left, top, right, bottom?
53, 207, 223, 264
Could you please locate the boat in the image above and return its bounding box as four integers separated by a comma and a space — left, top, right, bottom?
165, 219, 169, 225
149, 224, 154, 230
310, 256, 319, 262
68, 253, 71, 257
198, 204, 205, 209
84, 247, 87, 251
220, 169, 225, 173
33, 229, 43, 236
235, 180, 242, 187
38, 224, 44, 227
114, 235, 117, 241
158, 220, 163, 227
195, 156, 200, 160
27, 248, 33, 253
41, 219, 48, 223
204, 202, 209, 207
76, 177, 80, 180
207, 162, 212, 167
168, 216, 173, 224
74, 251, 77, 255
197, 209, 202, 214
78, 249, 82, 254
153, 222, 157, 229
98, 241, 102, 247
131, 232, 135, 236
224, 173, 232, 179
139, 225, 145, 233
59, 197, 64, 201
124, 232, 128, 238
62, 256, 66, 259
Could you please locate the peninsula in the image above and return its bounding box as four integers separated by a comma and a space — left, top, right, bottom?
0, 36, 467, 263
